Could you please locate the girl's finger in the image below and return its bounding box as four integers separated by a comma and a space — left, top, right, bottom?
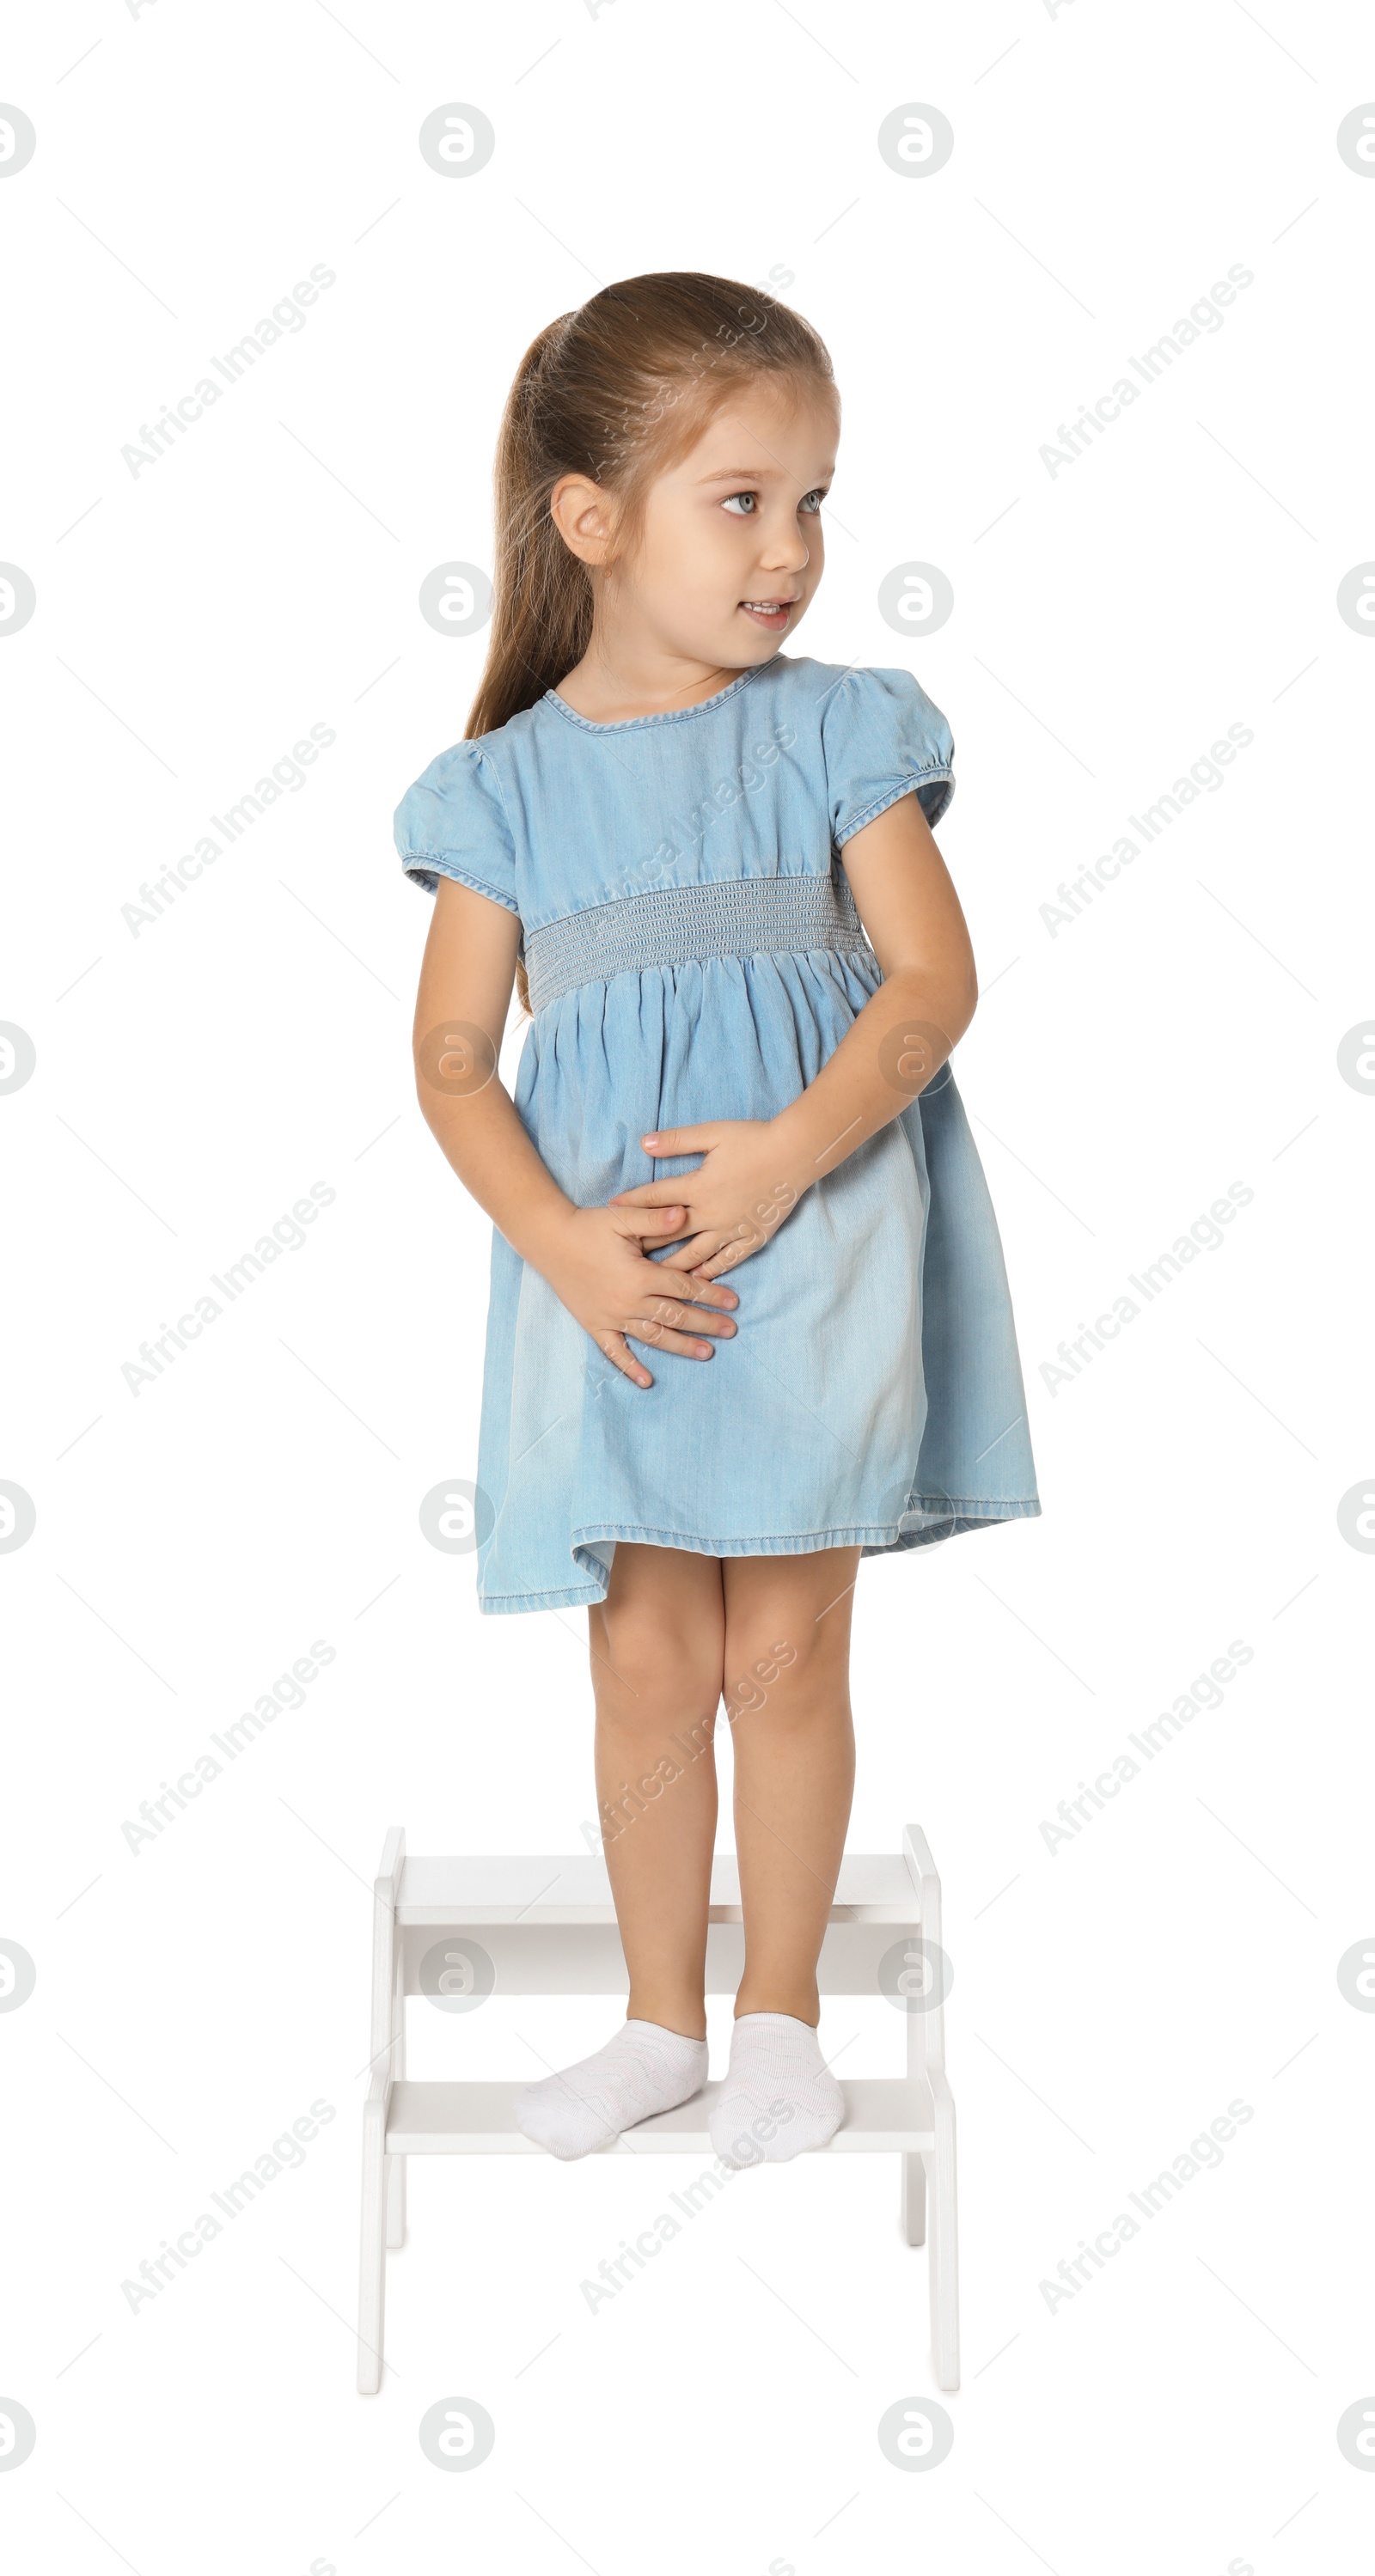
640, 1124, 718, 1154
645, 1253, 738, 1306
614, 1202, 687, 1236
635, 1271, 737, 1328
690, 1241, 750, 1279
626, 1317, 723, 1360
608, 1182, 693, 1208
671, 1231, 721, 1268
669, 1224, 752, 1275
597, 1328, 652, 1389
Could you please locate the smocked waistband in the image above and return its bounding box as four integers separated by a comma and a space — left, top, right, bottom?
522, 873, 873, 1014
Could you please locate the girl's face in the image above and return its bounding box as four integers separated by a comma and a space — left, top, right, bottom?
595, 376, 839, 671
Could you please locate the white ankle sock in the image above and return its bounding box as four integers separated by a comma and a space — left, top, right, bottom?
709, 2011, 845, 2165
515, 2018, 708, 2160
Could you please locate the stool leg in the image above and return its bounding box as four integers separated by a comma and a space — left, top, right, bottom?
386, 2151, 406, 2249
926, 2090, 960, 2391
901, 2152, 926, 2245
385, 1989, 406, 2249
358, 2095, 388, 2395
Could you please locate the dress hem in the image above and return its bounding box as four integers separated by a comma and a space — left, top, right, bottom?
474, 1499, 1042, 1614
835, 767, 954, 843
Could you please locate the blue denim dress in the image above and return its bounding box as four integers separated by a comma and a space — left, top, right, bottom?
395, 655, 1040, 1613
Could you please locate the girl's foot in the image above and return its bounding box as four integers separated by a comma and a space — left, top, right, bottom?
710, 2011, 845, 2165
515, 2018, 708, 2159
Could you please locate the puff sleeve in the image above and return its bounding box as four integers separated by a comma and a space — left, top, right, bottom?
393, 741, 520, 914
820, 664, 955, 845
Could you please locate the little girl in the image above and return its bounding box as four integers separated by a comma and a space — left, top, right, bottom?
396, 272, 1039, 2170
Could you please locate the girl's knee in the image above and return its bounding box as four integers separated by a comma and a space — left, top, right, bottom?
591, 1599, 724, 1716
721, 1549, 859, 1712
723, 1619, 834, 1716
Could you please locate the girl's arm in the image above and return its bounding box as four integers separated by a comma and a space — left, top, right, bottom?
772, 786, 978, 1175
412, 878, 738, 1386
609, 791, 978, 1276
412, 879, 574, 1264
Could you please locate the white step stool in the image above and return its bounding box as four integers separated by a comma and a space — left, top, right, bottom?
358, 1822, 958, 2393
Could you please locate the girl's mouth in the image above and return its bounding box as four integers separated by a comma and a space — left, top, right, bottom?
738, 599, 796, 632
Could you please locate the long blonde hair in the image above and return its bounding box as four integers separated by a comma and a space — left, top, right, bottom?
466, 272, 836, 1011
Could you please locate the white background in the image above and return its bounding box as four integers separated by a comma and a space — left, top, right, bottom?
3, 2, 1372, 2568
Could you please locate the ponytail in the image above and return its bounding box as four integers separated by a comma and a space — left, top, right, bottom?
466, 315, 594, 743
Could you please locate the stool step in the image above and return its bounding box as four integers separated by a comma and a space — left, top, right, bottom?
396, 1853, 925, 1926
384, 2076, 938, 2156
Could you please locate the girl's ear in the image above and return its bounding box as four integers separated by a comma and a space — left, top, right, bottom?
550, 473, 617, 567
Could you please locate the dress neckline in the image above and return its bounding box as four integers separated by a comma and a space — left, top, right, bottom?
542, 657, 776, 735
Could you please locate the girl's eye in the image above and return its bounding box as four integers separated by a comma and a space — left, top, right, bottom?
722, 488, 827, 518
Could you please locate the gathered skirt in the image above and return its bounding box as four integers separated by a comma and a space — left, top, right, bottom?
471, 900, 1040, 1614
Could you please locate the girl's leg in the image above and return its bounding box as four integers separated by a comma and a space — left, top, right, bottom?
722, 1547, 860, 2022
514, 1543, 725, 2158
590, 1541, 726, 2039
710, 1547, 861, 2163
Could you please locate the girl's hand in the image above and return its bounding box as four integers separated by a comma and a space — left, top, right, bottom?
544, 1202, 739, 1389
608, 1120, 809, 1279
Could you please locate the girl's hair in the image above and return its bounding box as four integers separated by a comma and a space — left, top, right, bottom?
465, 271, 836, 1012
